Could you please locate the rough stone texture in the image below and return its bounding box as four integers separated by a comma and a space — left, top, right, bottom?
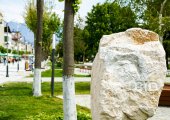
91, 28, 167, 120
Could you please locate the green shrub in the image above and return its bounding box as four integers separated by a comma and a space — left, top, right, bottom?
0, 45, 7, 53
24, 112, 63, 120
24, 112, 91, 120
77, 112, 92, 120
56, 57, 63, 68
0, 111, 8, 119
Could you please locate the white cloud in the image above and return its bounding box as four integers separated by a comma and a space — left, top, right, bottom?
0, 0, 27, 23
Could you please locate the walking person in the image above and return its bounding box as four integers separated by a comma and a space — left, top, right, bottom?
3, 57, 6, 65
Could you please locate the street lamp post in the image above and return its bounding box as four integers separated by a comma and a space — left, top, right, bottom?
25, 42, 27, 53
51, 33, 56, 97
17, 35, 20, 72
0, 19, 9, 77
6, 23, 9, 77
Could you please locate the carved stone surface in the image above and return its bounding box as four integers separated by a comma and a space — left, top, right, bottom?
91, 28, 167, 120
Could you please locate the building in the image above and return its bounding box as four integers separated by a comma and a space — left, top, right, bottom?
0, 12, 14, 50
0, 11, 34, 54
11, 32, 34, 53
26, 43, 33, 53
0, 12, 4, 47
4, 26, 13, 49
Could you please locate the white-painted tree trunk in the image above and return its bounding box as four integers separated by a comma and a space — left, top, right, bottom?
63, 76, 77, 120
33, 68, 42, 96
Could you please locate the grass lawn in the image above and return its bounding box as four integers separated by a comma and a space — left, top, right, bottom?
29, 69, 91, 77
0, 82, 91, 120
42, 82, 90, 95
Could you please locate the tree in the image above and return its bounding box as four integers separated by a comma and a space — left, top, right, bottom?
74, 27, 87, 63
0, 46, 7, 53
131, 0, 170, 40
59, 0, 81, 119
56, 40, 63, 58
42, 12, 60, 59
163, 32, 170, 69
33, 0, 44, 96
159, 0, 168, 42
132, 0, 170, 69
63, 0, 77, 119
24, 1, 60, 60
84, 1, 138, 58
56, 18, 87, 63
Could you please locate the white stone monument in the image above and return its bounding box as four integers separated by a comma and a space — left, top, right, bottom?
91, 28, 167, 120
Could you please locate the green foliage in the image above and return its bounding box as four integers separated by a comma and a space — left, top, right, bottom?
77, 112, 92, 120
167, 74, 170, 77
132, 0, 170, 35
8, 49, 11, 53
0, 46, 7, 53
24, 3, 37, 34
73, 0, 82, 13
24, 112, 63, 120
12, 50, 17, 54
56, 41, 63, 58
24, 111, 91, 120
19, 50, 25, 55
74, 27, 88, 62
163, 39, 170, 69
0, 82, 90, 120
163, 40, 170, 56
24, 1, 60, 60
85, 1, 138, 57
0, 46, 30, 55
58, 0, 81, 13
56, 57, 63, 68
56, 17, 88, 62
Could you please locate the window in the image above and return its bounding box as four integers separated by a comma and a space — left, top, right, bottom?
4, 36, 8, 42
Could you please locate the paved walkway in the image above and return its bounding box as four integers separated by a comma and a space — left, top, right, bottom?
57, 95, 170, 120
0, 77, 91, 85
1, 76, 169, 85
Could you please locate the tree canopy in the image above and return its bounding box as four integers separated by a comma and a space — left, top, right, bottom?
140, 0, 170, 35
84, 1, 138, 57
24, 1, 60, 60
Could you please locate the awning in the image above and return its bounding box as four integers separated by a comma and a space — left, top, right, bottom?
12, 54, 21, 57
0, 53, 21, 57
0, 53, 6, 56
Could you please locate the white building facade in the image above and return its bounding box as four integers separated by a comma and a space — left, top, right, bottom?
0, 12, 4, 47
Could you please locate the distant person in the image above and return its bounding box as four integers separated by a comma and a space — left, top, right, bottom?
3, 57, 6, 65
12, 58, 14, 64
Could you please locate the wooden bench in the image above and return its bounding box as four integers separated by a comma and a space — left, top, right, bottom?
159, 85, 170, 106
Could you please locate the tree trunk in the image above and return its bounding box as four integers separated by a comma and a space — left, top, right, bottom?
63, 0, 77, 120
159, 0, 168, 43
83, 52, 85, 63
166, 53, 169, 69
33, 0, 44, 96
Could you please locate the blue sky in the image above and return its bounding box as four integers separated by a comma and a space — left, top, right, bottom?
0, 0, 106, 23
